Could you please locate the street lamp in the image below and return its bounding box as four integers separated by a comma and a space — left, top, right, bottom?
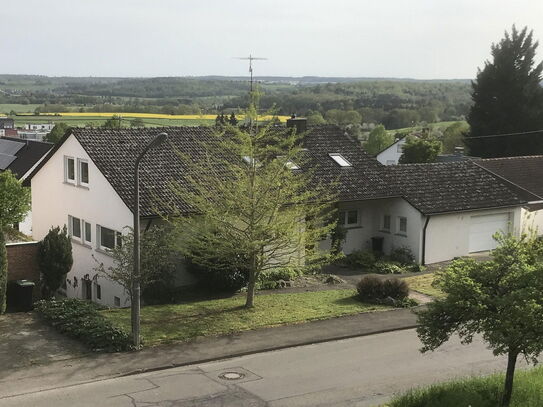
132, 132, 168, 348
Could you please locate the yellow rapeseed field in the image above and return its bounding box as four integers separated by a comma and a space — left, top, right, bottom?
18, 112, 290, 122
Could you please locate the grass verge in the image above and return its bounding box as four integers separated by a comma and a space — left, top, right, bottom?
403, 273, 444, 298
387, 366, 543, 407
103, 289, 390, 346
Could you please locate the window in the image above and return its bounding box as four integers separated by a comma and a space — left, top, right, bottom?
84, 221, 92, 244
78, 159, 89, 185
96, 284, 101, 300
386, 160, 396, 165
329, 153, 352, 167
339, 209, 359, 226
68, 215, 81, 239
97, 225, 122, 250
65, 156, 75, 183
383, 215, 391, 231
114, 296, 121, 307
397, 144, 404, 153
398, 216, 407, 234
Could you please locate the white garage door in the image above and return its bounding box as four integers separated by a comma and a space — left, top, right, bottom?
469, 213, 510, 253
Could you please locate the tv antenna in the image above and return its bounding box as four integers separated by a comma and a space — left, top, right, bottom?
234, 54, 267, 91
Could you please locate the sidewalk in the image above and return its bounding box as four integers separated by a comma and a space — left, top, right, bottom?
0, 306, 421, 400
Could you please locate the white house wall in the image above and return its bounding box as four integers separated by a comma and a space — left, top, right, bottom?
521, 208, 543, 236
31, 134, 134, 307
425, 207, 522, 264
376, 138, 407, 165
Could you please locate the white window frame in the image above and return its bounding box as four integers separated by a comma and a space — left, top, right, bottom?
329, 153, 352, 167
397, 143, 404, 153
68, 215, 82, 240
64, 156, 76, 184
97, 225, 122, 251
339, 209, 360, 227
78, 159, 89, 186
397, 216, 408, 235
83, 221, 92, 244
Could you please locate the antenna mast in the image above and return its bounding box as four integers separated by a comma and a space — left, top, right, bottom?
235, 54, 267, 92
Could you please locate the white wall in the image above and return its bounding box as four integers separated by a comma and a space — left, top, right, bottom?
521, 207, 543, 236
376, 138, 407, 165
320, 197, 425, 262
32, 134, 134, 307
425, 207, 522, 264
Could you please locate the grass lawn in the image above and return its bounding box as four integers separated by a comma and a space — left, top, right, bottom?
103, 289, 390, 346
388, 366, 543, 407
403, 273, 444, 298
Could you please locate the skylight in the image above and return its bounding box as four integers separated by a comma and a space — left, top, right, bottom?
329, 153, 352, 167
285, 160, 300, 170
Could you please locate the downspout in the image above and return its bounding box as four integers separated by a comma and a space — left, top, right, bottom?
421, 215, 431, 265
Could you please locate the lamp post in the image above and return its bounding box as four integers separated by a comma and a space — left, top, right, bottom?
132, 132, 168, 348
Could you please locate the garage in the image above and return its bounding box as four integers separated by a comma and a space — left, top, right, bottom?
469, 213, 511, 253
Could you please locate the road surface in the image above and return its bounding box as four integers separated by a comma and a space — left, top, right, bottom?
1, 328, 515, 407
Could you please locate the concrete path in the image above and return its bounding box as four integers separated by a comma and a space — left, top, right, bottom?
0, 307, 419, 400
1, 328, 521, 407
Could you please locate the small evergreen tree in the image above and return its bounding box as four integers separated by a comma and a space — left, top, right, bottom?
44, 123, 70, 144
38, 226, 73, 298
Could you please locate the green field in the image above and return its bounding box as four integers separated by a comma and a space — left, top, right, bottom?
11, 115, 214, 127
0, 104, 42, 114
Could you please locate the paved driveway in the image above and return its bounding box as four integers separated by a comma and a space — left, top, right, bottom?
0, 312, 87, 374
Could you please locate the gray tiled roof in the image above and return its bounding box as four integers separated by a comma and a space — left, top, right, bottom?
30, 126, 529, 217
386, 161, 528, 214
475, 156, 543, 199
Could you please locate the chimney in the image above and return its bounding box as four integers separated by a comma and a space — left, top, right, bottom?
454, 146, 465, 156
286, 114, 307, 134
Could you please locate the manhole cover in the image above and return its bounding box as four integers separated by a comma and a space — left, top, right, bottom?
218, 371, 246, 380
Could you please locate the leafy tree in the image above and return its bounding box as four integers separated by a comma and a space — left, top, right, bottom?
44, 122, 70, 144
417, 233, 543, 407
364, 125, 394, 155
170, 109, 337, 308
325, 109, 361, 126
399, 135, 442, 163
103, 115, 124, 129
130, 118, 145, 128
465, 26, 543, 157
0, 171, 31, 313
306, 112, 326, 126
94, 225, 176, 300
442, 121, 469, 153
38, 226, 73, 298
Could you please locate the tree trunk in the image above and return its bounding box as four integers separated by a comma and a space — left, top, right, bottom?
501, 350, 518, 407
245, 256, 257, 308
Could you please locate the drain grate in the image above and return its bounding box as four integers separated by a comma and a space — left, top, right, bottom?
218, 371, 246, 381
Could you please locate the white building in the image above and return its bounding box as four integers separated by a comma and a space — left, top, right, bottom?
26, 123, 539, 306
375, 136, 408, 165
25, 123, 55, 131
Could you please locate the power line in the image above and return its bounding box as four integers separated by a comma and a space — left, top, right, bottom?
466, 129, 543, 139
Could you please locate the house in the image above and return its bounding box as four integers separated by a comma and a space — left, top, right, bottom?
375, 136, 408, 165
0, 117, 15, 129
17, 129, 49, 141
0, 137, 53, 235
25, 123, 54, 132
26, 122, 533, 306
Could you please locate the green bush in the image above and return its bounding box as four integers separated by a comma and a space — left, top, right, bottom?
356, 276, 410, 304
257, 267, 302, 289
34, 298, 132, 352
186, 255, 250, 292
344, 250, 376, 270
388, 246, 415, 265
372, 260, 405, 274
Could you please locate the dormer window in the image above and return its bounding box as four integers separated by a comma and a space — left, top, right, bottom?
329, 153, 352, 167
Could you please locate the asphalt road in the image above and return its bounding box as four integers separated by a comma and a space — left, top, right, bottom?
2, 328, 516, 407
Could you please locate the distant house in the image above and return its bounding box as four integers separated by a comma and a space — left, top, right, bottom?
26, 122, 534, 306
375, 136, 408, 165
0, 137, 53, 234
18, 129, 49, 141
0, 117, 15, 129
25, 123, 54, 131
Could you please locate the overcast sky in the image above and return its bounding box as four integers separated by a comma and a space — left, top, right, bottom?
2, 0, 543, 79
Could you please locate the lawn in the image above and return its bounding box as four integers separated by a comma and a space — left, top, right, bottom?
388, 366, 543, 407
403, 273, 444, 298
103, 289, 390, 346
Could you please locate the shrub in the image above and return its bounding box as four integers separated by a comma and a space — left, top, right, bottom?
186, 255, 250, 292
257, 267, 303, 289
344, 250, 376, 270
372, 260, 405, 274
389, 246, 415, 265
38, 226, 73, 298
34, 298, 132, 352
357, 276, 410, 304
